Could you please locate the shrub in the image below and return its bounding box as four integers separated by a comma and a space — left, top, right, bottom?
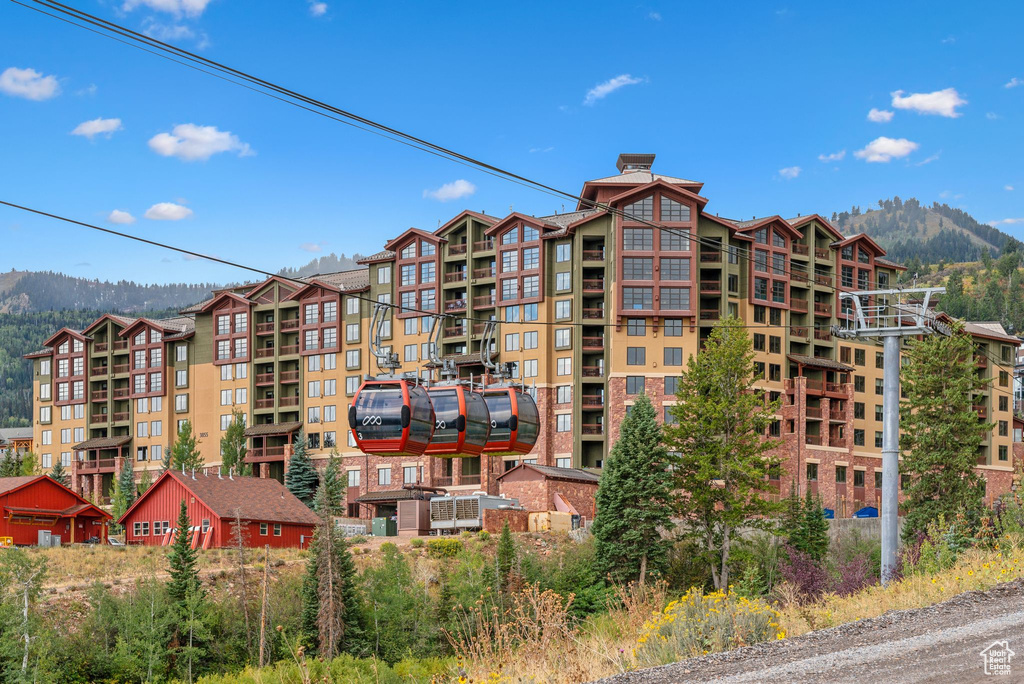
477, 530, 491, 542
427, 538, 463, 558
410, 538, 425, 548
635, 588, 782, 665
348, 535, 367, 544
778, 545, 831, 603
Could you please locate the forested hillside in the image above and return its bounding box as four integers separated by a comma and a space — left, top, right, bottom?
277, 252, 364, 279
0, 271, 217, 314
833, 197, 1021, 266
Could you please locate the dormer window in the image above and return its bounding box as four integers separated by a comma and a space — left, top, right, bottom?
420, 240, 436, 256
501, 227, 519, 245
625, 196, 654, 221
660, 197, 690, 222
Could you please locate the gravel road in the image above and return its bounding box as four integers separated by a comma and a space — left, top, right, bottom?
596, 579, 1024, 683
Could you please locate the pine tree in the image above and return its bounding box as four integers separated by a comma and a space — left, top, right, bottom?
663, 317, 783, 590
301, 481, 365, 657
111, 460, 137, 534
167, 499, 203, 609
47, 458, 69, 488
285, 430, 318, 508
315, 448, 343, 517
496, 521, 518, 595
592, 393, 675, 584
169, 420, 203, 473
220, 410, 250, 476
791, 493, 830, 562
900, 324, 989, 539
0, 447, 21, 477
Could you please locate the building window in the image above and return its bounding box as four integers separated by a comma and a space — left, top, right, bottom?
835, 466, 847, 483
854, 429, 865, 446
622, 287, 653, 310
627, 318, 646, 336
522, 275, 539, 298
554, 328, 571, 349
555, 243, 571, 262
556, 385, 572, 404
624, 196, 654, 221
556, 357, 572, 376
623, 257, 653, 280
555, 301, 571, 320
664, 348, 683, 366
378, 468, 391, 486
556, 457, 571, 468
134, 522, 150, 537
556, 272, 571, 291
806, 463, 818, 481
623, 228, 653, 251
556, 414, 571, 432
665, 376, 679, 395
260, 523, 268, 535
627, 347, 646, 365
999, 445, 1009, 461
273, 524, 282, 536
626, 376, 645, 395
875, 431, 883, 448
663, 319, 682, 336
523, 331, 538, 350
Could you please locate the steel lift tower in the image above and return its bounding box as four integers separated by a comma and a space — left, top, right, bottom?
833, 287, 950, 583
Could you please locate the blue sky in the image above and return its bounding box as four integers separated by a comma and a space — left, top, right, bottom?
0, 0, 1022, 284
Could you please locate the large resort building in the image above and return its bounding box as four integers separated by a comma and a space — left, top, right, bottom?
26, 154, 1021, 519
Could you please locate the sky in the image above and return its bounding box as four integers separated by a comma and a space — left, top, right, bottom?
0, 0, 1022, 285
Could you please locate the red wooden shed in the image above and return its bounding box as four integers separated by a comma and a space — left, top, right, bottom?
0, 476, 111, 546
119, 470, 320, 549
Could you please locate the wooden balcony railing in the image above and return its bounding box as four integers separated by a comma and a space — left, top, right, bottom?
246, 446, 287, 462
583, 278, 605, 292
473, 294, 496, 308
473, 267, 495, 279
814, 301, 832, 316
449, 243, 468, 255
805, 433, 823, 445
700, 309, 720, 320
445, 325, 467, 337
699, 280, 721, 293
792, 243, 809, 256
814, 247, 830, 260
434, 475, 453, 488
581, 336, 604, 350
814, 273, 832, 287
444, 271, 467, 283
91, 366, 109, 377
804, 378, 824, 392
113, 387, 129, 398
581, 366, 604, 377
255, 347, 274, 359
826, 382, 844, 394
582, 249, 605, 261
112, 364, 129, 375
581, 424, 604, 435
582, 308, 604, 319
91, 390, 107, 402
699, 251, 722, 263
830, 408, 846, 420
581, 396, 604, 407
279, 344, 299, 356
78, 458, 118, 473
255, 398, 275, 409
112, 340, 128, 351
280, 319, 300, 331
256, 322, 275, 335
280, 370, 300, 384
93, 342, 109, 353
279, 396, 299, 407
974, 405, 988, 419
789, 326, 808, 339
975, 355, 989, 368
473, 239, 494, 251
472, 322, 489, 335
256, 372, 275, 385
813, 329, 832, 341
445, 299, 467, 312
90, 414, 107, 425
112, 412, 129, 422
805, 406, 823, 419
460, 474, 482, 486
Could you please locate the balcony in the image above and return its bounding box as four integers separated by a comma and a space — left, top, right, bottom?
255, 347, 275, 359
91, 365, 109, 377
790, 325, 808, 338
813, 301, 832, 317
90, 414, 107, 425
814, 247, 830, 260
791, 270, 809, 283
473, 267, 495, 279
280, 370, 300, 384
582, 307, 605, 319
112, 412, 129, 423
830, 408, 846, 421
444, 324, 467, 337
472, 322, 489, 335
813, 329, 832, 342
699, 251, 722, 263
805, 406, 823, 419
256, 372, 275, 386
93, 342, 109, 353
279, 344, 299, 356
975, 355, 989, 368
445, 271, 467, 283
974, 405, 988, 419
581, 395, 604, 408
804, 378, 824, 393
582, 249, 605, 261
473, 294, 496, 308
78, 458, 119, 473
826, 381, 844, 394
700, 309, 720, 321
581, 424, 604, 436
583, 278, 605, 293
805, 433, 823, 446
699, 280, 721, 293
449, 243, 468, 256
460, 474, 482, 486
792, 243, 809, 256
813, 273, 833, 287
113, 387, 129, 399
256, 322, 275, 335
473, 239, 494, 252
280, 319, 300, 332
791, 299, 808, 313
112, 340, 128, 352
91, 390, 108, 402
245, 446, 287, 463
255, 398, 275, 410
112, 364, 129, 375
581, 366, 604, 378
279, 396, 299, 408
445, 299, 467, 313
582, 336, 604, 351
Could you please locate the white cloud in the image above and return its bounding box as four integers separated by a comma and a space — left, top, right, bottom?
818, 150, 846, 162
145, 202, 193, 220
529, 146, 554, 153
989, 218, 1024, 227
915, 151, 941, 166
941, 35, 956, 44
1005, 77, 1023, 89
122, 0, 212, 18
778, 166, 801, 180
647, 11, 661, 20
0, 67, 60, 100
309, 1, 328, 16
583, 74, 645, 105
1005, 185, 1014, 191
423, 179, 476, 202
890, 88, 967, 118
107, 210, 136, 224
854, 136, 920, 163
71, 117, 123, 140
300, 242, 324, 252
148, 123, 253, 161
76, 84, 97, 97
867, 108, 894, 123
986, 112, 1001, 120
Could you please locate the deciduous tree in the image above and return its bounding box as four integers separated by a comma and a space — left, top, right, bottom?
220, 410, 250, 476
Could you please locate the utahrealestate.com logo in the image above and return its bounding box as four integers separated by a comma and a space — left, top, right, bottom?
980, 640, 1015, 676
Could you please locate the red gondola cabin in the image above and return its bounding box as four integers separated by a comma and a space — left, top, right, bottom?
479, 386, 541, 455
349, 379, 435, 456
424, 384, 491, 456
119, 470, 319, 549
0, 476, 111, 546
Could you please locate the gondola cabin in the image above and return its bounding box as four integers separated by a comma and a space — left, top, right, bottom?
349, 379, 435, 456
424, 384, 491, 456
479, 386, 540, 455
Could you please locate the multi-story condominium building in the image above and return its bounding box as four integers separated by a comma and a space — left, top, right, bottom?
26, 154, 1020, 519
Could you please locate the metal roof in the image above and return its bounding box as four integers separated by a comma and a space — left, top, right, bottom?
305, 268, 370, 292
357, 249, 396, 264
154, 471, 321, 525
786, 354, 855, 372
73, 435, 133, 450
244, 421, 303, 437
500, 463, 601, 483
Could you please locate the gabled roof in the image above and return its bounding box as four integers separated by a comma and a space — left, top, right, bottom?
0, 428, 32, 443
83, 313, 138, 335
537, 208, 606, 238
787, 214, 844, 241
357, 249, 396, 265
496, 463, 601, 484
73, 435, 133, 450
23, 347, 52, 359
119, 470, 320, 526
119, 315, 195, 339
606, 178, 710, 211
731, 215, 803, 240
483, 212, 563, 238
0, 476, 112, 520
833, 231, 887, 256
875, 256, 907, 271
284, 268, 370, 301
187, 290, 252, 315
962, 320, 1021, 345
384, 227, 446, 251
41, 327, 89, 349
356, 488, 430, 503
434, 210, 500, 237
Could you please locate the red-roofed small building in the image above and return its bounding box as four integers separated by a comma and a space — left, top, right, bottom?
0, 475, 111, 545
119, 469, 319, 548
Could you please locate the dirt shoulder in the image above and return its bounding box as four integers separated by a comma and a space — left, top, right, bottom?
596, 579, 1024, 684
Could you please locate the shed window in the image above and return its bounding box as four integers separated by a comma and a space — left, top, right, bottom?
201, 519, 210, 533
260, 523, 268, 535
274, 524, 282, 536
134, 521, 149, 536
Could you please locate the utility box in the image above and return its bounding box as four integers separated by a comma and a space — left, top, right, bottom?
371, 517, 397, 537
37, 530, 51, 547
397, 500, 431, 536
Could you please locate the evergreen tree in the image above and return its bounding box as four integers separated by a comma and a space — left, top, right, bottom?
664, 317, 783, 590
315, 448, 343, 517
285, 430, 318, 508
138, 468, 154, 497
219, 410, 250, 476
788, 493, 830, 562
169, 420, 203, 473
496, 521, 518, 595
18, 452, 39, 476
111, 460, 137, 533
900, 324, 989, 539
301, 480, 365, 658
167, 499, 203, 609
592, 393, 674, 584
47, 458, 69, 488
0, 447, 21, 477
